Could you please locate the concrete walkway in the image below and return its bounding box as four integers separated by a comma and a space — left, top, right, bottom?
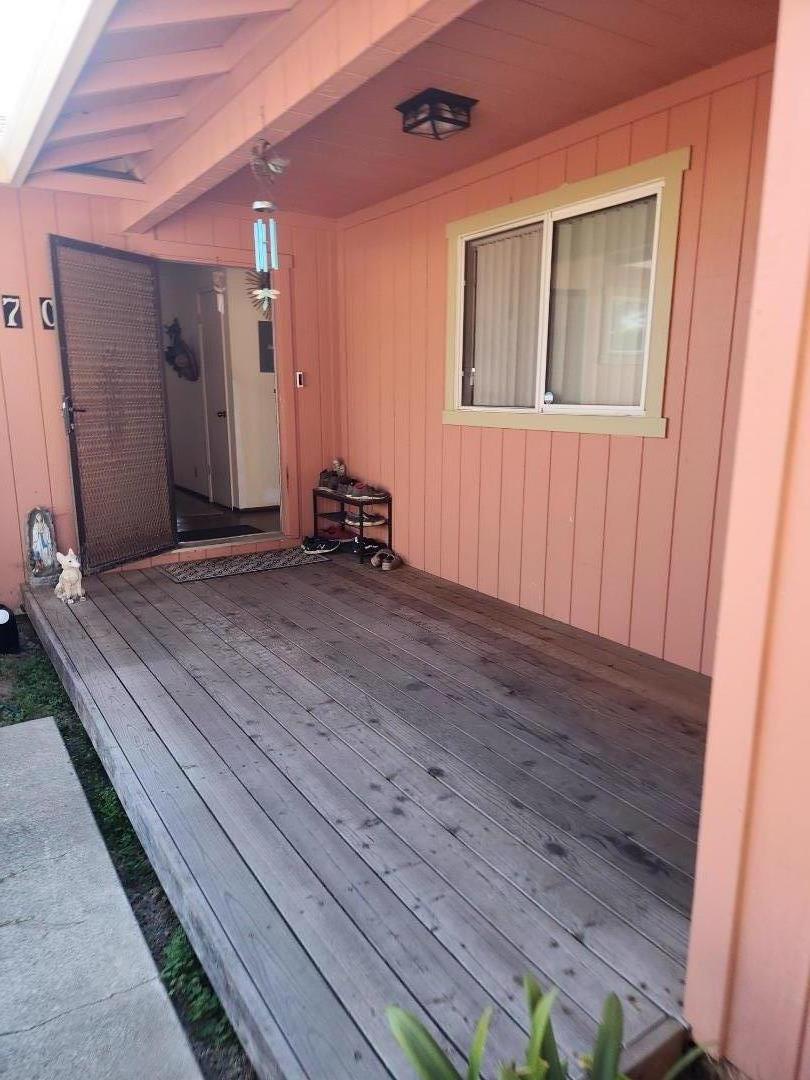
0, 718, 202, 1079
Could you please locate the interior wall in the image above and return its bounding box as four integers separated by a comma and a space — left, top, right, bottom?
0, 189, 339, 606
157, 261, 212, 498
335, 48, 773, 675
225, 267, 281, 509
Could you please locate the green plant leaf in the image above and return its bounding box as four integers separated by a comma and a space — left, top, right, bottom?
467, 1007, 492, 1080
526, 989, 558, 1072
661, 1045, 705, 1080
589, 994, 623, 1080
387, 1007, 463, 1080
523, 976, 568, 1080
541, 1018, 569, 1080
525, 975, 543, 1019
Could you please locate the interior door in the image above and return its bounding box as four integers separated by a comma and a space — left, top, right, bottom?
51, 236, 177, 573
198, 289, 233, 507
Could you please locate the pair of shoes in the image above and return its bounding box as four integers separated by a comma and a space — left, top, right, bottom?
301, 535, 340, 554
347, 481, 388, 501
370, 548, 402, 571
353, 537, 384, 557
345, 509, 387, 527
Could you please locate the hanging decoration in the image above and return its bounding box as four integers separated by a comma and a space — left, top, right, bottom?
250, 139, 289, 190
245, 268, 279, 318
164, 317, 200, 381
247, 141, 289, 317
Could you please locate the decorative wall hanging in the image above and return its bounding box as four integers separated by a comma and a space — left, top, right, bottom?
164, 317, 199, 381
27, 506, 58, 579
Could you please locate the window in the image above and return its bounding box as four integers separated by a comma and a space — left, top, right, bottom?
446, 149, 689, 437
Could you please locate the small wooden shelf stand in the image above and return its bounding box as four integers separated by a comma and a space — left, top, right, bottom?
312, 487, 393, 562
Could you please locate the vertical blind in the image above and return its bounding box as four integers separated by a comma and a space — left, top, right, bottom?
460, 193, 658, 411
461, 222, 543, 407
546, 194, 656, 407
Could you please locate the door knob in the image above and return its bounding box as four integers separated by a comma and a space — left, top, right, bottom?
216, 410, 227, 418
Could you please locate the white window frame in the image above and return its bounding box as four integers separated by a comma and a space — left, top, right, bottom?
444, 148, 690, 438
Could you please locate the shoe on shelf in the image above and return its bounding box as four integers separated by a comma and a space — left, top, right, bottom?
347, 481, 389, 501
301, 535, 341, 554
345, 509, 387, 527
319, 524, 355, 545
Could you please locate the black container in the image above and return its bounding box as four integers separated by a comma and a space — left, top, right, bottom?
0, 605, 20, 654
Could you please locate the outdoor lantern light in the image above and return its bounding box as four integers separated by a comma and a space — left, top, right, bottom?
395, 87, 478, 140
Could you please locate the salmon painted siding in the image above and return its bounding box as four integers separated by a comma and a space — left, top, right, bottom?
335, 50, 772, 674
0, 188, 338, 604
686, 0, 810, 1072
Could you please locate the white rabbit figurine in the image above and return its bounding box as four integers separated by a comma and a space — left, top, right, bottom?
54, 549, 86, 604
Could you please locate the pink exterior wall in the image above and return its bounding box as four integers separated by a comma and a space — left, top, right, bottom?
335, 48, 773, 675
686, 0, 810, 1072
0, 188, 339, 605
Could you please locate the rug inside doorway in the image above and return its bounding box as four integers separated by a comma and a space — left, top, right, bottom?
159, 548, 327, 583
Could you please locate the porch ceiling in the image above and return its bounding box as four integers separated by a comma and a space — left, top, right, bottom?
29, 0, 298, 177
208, 0, 779, 217
19, 0, 777, 223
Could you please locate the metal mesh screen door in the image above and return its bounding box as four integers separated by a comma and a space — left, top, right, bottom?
51, 236, 176, 573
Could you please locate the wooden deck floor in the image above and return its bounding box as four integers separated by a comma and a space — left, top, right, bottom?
24, 559, 709, 1080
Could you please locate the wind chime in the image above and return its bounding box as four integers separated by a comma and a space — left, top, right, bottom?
247, 140, 289, 318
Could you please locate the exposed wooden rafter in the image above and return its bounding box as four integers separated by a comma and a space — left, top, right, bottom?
71, 48, 230, 100
32, 132, 153, 173
107, 0, 294, 33
48, 99, 186, 145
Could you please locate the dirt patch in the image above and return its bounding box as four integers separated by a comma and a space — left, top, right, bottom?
0, 615, 255, 1080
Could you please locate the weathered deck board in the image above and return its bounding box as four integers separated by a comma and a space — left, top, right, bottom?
24, 560, 708, 1079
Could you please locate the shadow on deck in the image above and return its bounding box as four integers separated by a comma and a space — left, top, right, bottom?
24, 557, 709, 1079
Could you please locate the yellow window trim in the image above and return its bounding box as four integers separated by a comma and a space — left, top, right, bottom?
444, 146, 690, 438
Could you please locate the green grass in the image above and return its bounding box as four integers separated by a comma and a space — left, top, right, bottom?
161, 927, 234, 1047
0, 652, 72, 726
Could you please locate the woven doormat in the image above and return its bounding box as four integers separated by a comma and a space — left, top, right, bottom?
160, 548, 327, 583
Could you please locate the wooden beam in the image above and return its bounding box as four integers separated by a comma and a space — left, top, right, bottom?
70, 49, 229, 100
107, 0, 293, 32
124, 0, 483, 232
32, 132, 153, 173
24, 169, 149, 201
48, 99, 186, 145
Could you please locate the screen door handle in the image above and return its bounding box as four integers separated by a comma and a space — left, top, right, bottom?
61, 395, 86, 434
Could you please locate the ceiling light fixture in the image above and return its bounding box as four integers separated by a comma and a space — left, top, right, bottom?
395, 87, 478, 140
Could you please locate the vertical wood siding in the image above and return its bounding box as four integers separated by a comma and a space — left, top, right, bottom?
336, 56, 772, 675
0, 189, 338, 604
